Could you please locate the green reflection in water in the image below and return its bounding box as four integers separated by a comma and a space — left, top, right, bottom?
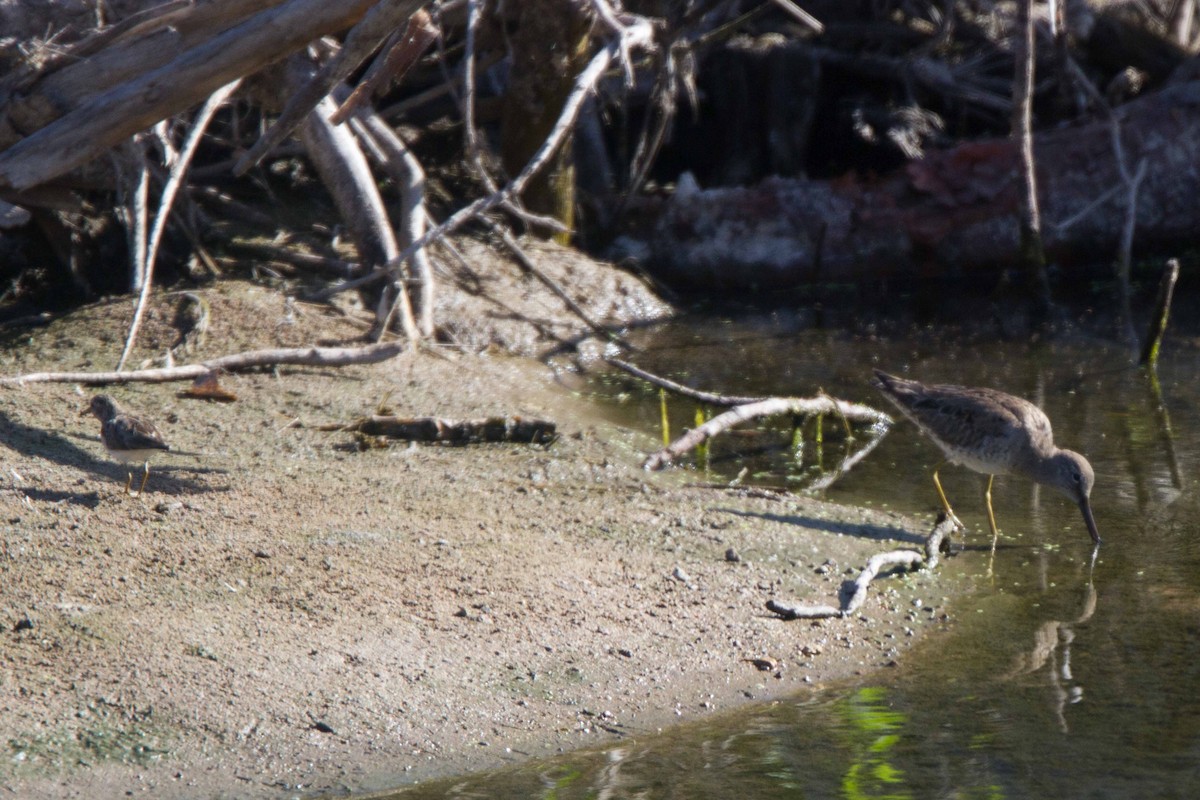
838, 687, 911, 800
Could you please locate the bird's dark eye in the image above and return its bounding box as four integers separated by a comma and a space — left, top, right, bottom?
1071, 470, 1082, 483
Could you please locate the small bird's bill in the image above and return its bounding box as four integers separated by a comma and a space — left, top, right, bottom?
1079, 499, 1102, 545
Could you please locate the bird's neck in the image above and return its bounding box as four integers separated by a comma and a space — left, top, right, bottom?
1015, 447, 1062, 484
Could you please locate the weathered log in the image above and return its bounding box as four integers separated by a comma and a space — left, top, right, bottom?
0, 0, 418, 191
342, 415, 558, 445
635, 82, 1200, 290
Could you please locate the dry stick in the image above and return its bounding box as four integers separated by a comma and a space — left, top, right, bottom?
336, 414, 557, 444
458, 0, 568, 230
349, 111, 436, 338
232, 0, 426, 176
51, 0, 195, 64
293, 69, 419, 342
1053, 51, 1146, 349
765, 515, 957, 620
117, 79, 241, 372
1107, 99, 1148, 349
766, 0, 825, 33
0, 341, 406, 386
643, 397, 892, 471
605, 357, 764, 406
1012, 0, 1052, 312
1139, 258, 1181, 367
1114, 156, 1148, 349
126, 138, 151, 292
372, 7, 645, 332
329, 8, 438, 126
225, 240, 359, 278
462, 0, 488, 178
326, 4, 590, 317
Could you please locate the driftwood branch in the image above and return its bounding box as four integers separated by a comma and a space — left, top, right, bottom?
0, 0, 393, 191
117, 79, 241, 371
643, 396, 891, 471
348, 109, 435, 338
0, 341, 406, 386
334, 415, 557, 445
766, 515, 957, 620
1012, 0, 1052, 308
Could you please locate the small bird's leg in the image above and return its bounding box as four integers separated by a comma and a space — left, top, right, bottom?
931, 464, 964, 529
984, 474, 1000, 552
136, 462, 151, 496
123, 471, 134, 495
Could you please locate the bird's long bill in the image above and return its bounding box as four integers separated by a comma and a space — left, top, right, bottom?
1079, 498, 1102, 545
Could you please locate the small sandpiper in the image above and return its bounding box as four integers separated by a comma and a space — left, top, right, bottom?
871, 370, 1100, 547
85, 394, 171, 496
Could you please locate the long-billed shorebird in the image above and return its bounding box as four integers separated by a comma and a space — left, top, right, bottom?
871, 370, 1100, 547
85, 395, 171, 496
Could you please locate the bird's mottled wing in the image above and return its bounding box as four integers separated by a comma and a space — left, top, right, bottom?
105, 413, 170, 452
906, 385, 1024, 447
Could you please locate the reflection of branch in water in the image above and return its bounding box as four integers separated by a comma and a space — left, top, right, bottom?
1144, 368, 1183, 491
805, 424, 889, 492
1003, 581, 1097, 733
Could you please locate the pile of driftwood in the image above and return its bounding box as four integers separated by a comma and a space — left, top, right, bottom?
4, 1, 1195, 341
0, 0, 657, 354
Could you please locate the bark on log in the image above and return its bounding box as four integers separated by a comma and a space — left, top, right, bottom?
0, 0, 287, 152
0, 0, 417, 191
342, 415, 558, 444
637, 82, 1200, 290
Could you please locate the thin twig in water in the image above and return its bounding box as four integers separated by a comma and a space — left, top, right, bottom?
605, 357, 764, 406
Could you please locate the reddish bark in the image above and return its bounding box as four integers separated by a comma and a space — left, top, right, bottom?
639, 82, 1200, 290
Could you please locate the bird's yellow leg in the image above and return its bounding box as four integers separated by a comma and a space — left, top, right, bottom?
136, 463, 151, 496
123, 471, 134, 495
931, 464, 964, 529
984, 474, 1000, 552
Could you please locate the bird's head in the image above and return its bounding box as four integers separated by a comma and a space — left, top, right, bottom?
86, 395, 119, 422
1050, 450, 1100, 545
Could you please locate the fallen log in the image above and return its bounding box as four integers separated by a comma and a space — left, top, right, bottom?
636, 82, 1200, 290
0, 0, 419, 191
336, 415, 558, 445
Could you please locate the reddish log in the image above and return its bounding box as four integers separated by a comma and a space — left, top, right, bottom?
641, 82, 1200, 289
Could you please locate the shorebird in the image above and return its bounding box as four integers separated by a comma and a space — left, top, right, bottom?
85, 395, 171, 496
871, 370, 1101, 547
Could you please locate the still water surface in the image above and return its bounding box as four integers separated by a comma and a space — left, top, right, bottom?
386, 315, 1200, 799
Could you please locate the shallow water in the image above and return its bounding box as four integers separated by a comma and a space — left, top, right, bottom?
385, 314, 1200, 799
